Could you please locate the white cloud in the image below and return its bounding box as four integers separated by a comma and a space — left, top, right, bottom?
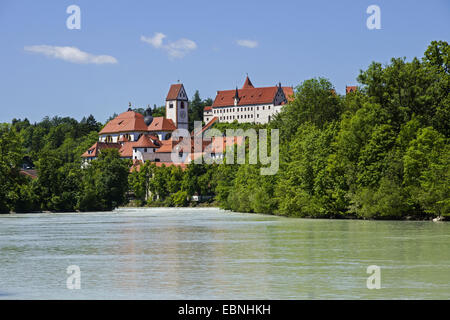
236, 39, 259, 48
140, 33, 166, 48
141, 32, 197, 59
24, 45, 118, 64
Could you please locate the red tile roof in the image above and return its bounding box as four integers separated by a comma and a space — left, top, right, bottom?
20, 169, 38, 179
283, 87, 294, 102
118, 135, 129, 142
147, 117, 177, 132
99, 111, 149, 134
119, 142, 135, 158
211, 77, 293, 107
212, 86, 292, 107
242, 76, 254, 89
204, 106, 212, 112
155, 140, 179, 153
81, 142, 122, 158
346, 86, 357, 94
166, 83, 183, 100
192, 116, 218, 137
133, 134, 158, 148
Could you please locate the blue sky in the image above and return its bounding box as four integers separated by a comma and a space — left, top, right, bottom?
0, 0, 449, 123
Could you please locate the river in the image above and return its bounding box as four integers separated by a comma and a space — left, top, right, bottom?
0, 208, 448, 299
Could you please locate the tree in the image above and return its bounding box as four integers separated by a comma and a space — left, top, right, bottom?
271, 78, 342, 143
0, 124, 25, 212
78, 149, 130, 211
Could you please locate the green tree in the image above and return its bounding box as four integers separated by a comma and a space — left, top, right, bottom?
78, 149, 130, 211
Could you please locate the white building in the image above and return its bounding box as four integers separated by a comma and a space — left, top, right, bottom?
204, 76, 294, 124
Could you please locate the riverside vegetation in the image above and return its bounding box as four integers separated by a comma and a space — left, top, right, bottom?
1, 41, 448, 219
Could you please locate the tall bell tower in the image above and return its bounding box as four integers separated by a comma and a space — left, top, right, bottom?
165, 83, 189, 130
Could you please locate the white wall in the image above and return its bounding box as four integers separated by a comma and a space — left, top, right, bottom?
100, 132, 146, 143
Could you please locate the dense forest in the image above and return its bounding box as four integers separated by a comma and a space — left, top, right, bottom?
1, 41, 448, 219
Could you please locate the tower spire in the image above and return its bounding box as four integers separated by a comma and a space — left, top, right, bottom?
234, 86, 240, 106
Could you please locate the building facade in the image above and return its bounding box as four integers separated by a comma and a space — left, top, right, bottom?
204, 76, 294, 124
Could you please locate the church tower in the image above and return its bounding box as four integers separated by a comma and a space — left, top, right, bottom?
165, 83, 189, 130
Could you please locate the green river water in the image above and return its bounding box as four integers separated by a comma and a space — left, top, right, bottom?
0, 207, 448, 299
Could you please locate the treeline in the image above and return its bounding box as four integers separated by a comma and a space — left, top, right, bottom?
0, 90, 210, 213
0, 115, 130, 212
214, 41, 449, 219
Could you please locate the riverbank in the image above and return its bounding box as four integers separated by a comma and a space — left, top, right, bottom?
117, 204, 448, 222
2, 203, 448, 222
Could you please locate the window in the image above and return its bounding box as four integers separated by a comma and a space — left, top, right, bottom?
155, 158, 160, 162
263, 106, 265, 110
144, 148, 147, 152
106, 136, 112, 143
180, 102, 184, 109
178, 151, 183, 157
257, 107, 259, 111
257, 114, 259, 118
169, 103, 174, 108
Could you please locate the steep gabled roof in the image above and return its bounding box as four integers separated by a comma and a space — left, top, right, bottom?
99, 111, 149, 134
242, 76, 254, 89
166, 83, 184, 100
282, 87, 294, 102
148, 117, 177, 132
346, 86, 357, 94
